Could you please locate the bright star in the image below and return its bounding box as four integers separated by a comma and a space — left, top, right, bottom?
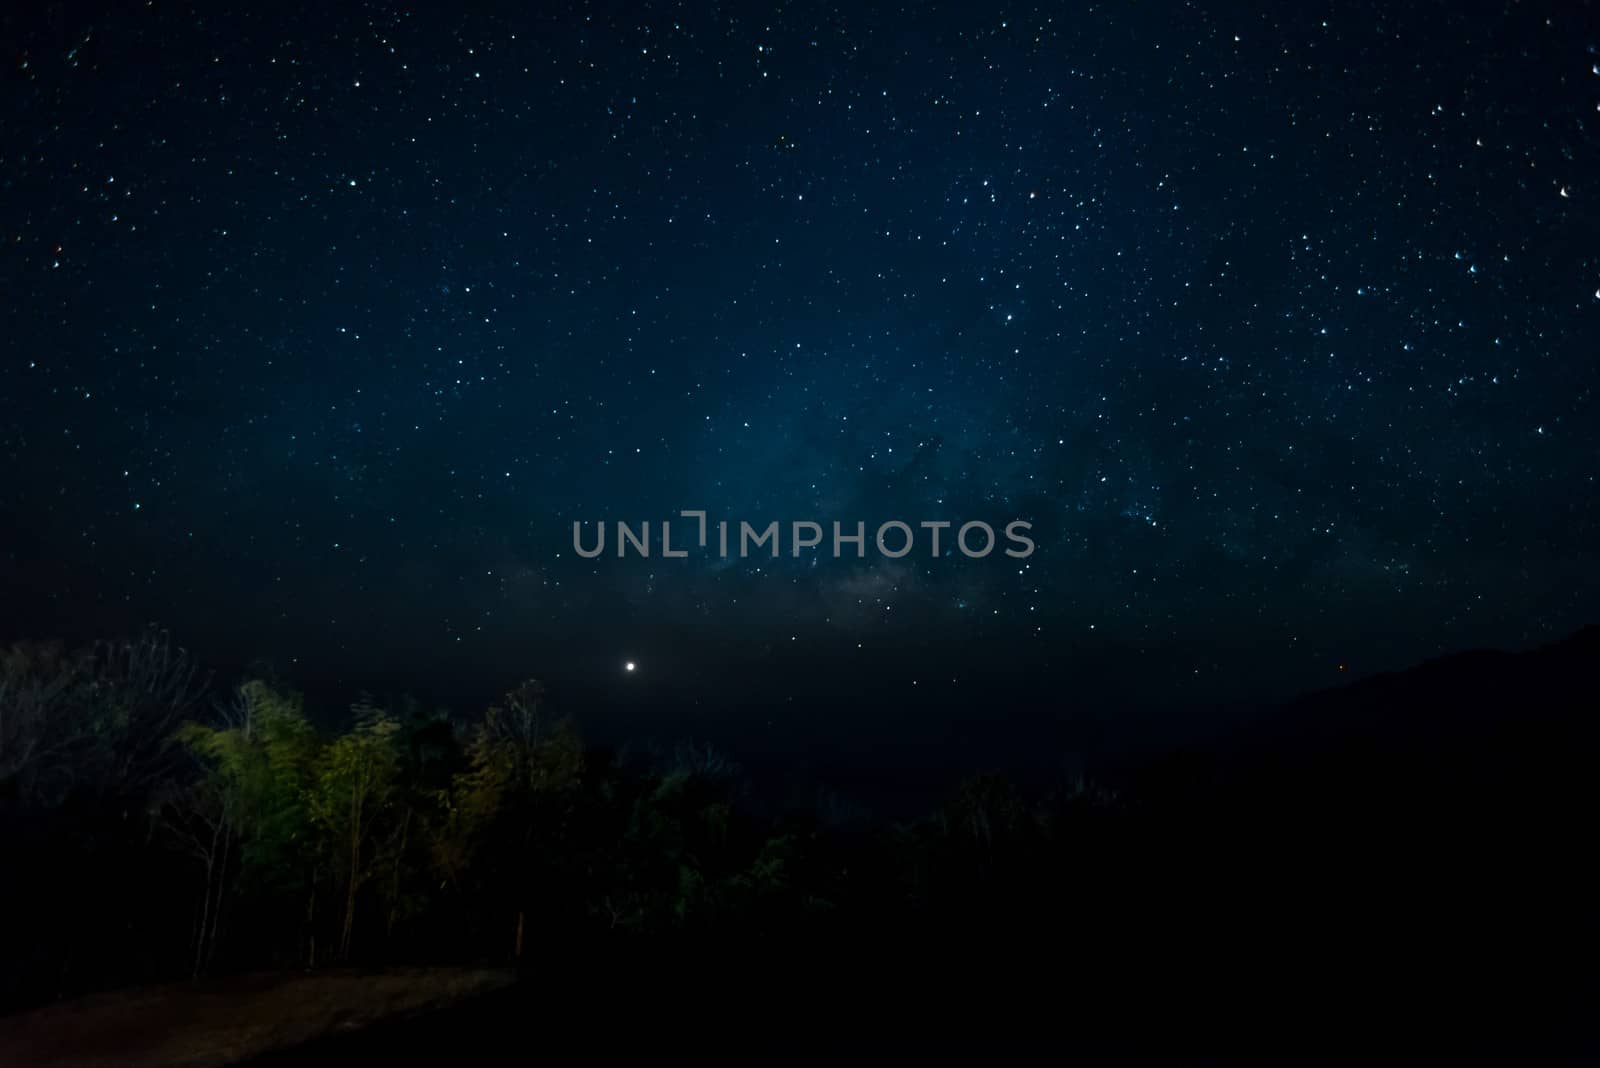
624, 661, 636, 673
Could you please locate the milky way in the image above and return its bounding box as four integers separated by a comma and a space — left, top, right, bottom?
3, 3, 1597, 768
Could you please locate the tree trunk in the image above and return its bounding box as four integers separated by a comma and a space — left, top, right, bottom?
305, 866, 318, 970
204, 819, 232, 974
341, 853, 358, 961
387, 808, 411, 939
192, 853, 213, 980
340, 782, 361, 961
190, 811, 225, 980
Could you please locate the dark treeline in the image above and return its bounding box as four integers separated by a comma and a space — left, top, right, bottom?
1, 626, 1595, 1048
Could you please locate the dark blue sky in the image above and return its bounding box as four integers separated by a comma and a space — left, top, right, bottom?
3, 1, 1597, 774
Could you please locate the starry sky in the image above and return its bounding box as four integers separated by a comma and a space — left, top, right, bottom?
3, 2, 1598, 778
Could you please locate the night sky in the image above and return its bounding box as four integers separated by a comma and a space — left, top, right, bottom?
4, 2, 1598, 783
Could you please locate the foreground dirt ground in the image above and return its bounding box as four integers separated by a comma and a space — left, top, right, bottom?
0, 967, 515, 1067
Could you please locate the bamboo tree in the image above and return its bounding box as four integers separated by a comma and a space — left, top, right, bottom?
309, 698, 402, 962
167, 680, 318, 975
